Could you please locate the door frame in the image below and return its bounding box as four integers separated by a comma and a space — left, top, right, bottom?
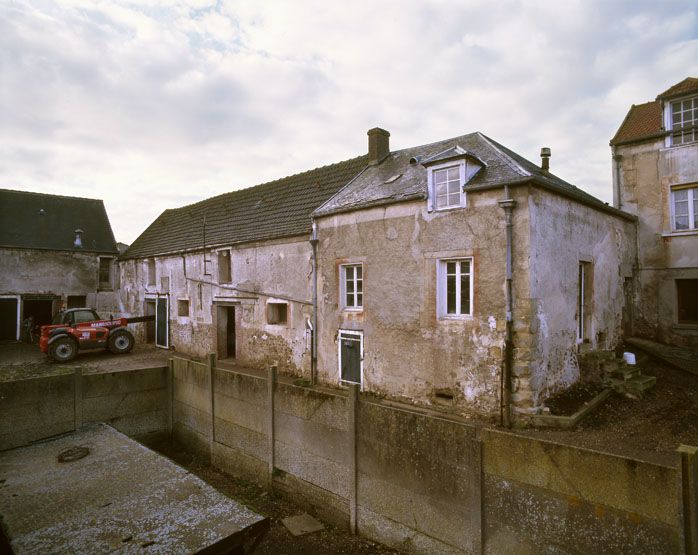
214, 302, 239, 360
146, 294, 169, 349
0, 295, 20, 341
338, 329, 363, 389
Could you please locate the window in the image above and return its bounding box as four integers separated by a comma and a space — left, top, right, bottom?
677, 279, 698, 324
98, 257, 113, 288
577, 262, 592, 342
218, 250, 232, 283
437, 259, 472, 318
341, 264, 363, 310
670, 96, 698, 146
178, 299, 190, 317
147, 259, 156, 286
67, 295, 86, 309
267, 302, 288, 325
339, 330, 363, 385
73, 309, 100, 324
428, 161, 465, 210
672, 187, 698, 231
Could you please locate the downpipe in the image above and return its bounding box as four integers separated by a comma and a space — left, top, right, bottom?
309, 220, 319, 386
498, 185, 517, 428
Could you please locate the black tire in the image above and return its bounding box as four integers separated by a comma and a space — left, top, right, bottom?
108, 330, 134, 355
49, 336, 78, 363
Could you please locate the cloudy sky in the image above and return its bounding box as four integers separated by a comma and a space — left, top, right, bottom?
2, 1, 697, 244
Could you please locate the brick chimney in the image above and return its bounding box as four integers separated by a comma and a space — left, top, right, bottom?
368, 128, 390, 165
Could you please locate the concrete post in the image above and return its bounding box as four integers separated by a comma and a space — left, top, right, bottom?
267, 365, 277, 488
208, 353, 216, 459
166, 359, 174, 439
679, 445, 698, 555
73, 368, 83, 431
349, 383, 359, 534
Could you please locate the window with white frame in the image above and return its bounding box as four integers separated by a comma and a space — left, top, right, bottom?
338, 330, 363, 385
672, 186, 698, 231
437, 259, 473, 318
341, 264, 363, 310
670, 96, 698, 146
429, 161, 466, 210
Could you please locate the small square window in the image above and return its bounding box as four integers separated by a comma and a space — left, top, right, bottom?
178, 299, 190, 317
437, 259, 472, 318
340, 264, 363, 310
267, 302, 288, 325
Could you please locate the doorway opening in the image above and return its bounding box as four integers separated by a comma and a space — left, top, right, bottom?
144, 301, 156, 344
216, 305, 236, 360
0, 298, 19, 341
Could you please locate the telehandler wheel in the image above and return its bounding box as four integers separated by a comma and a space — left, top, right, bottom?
49, 336, 78, 363
108, 329, 135, 355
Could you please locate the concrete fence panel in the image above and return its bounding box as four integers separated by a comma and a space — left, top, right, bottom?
357, 401, 482, 554
482, 429, 681, 554
0, 374, 75, 450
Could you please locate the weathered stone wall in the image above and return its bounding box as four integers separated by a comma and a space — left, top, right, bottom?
525, 187, 637, 407
613, 138, 698, 346
0, 247, 119, 318
118, 235, 313, 374
315, 191, 531, 416
171, 361, 690, 554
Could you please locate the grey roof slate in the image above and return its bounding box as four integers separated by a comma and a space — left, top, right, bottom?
314, 132, 628, 219
0, 189, 118, 253
123, 155, 368, 259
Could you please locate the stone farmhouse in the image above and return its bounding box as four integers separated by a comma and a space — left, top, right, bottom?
120, 125, 642, 419
611, 77, 698, 347
0, 189, 120, 341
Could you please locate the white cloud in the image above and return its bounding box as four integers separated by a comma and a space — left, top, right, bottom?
1, 0, 697, 243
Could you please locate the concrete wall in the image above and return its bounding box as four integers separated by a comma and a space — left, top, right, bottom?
172, 360, 694, 554
525, 187, 637, 407
0, 247, 119, 336
315, 191, 529, 416
119, 236, 313, 374
0, 366, 168, 451
613, 138, 698, 346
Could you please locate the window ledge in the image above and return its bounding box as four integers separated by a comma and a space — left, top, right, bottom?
342, 308, 363, 313
438, 315, 473, 321
662, 230, 698, 237
673, 323, 698, 331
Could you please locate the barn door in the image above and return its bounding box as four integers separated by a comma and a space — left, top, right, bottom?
156, 297, 169, 348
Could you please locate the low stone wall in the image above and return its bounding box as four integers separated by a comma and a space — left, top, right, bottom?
0, 366, 169, 451
171, 358, 697, 554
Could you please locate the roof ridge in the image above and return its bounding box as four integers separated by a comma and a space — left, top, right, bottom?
475, 132, 531, 177
0, 188, 104, 203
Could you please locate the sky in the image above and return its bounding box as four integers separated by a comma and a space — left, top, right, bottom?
2, 1, 697, 245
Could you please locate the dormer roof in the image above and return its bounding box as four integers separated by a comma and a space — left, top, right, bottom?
419, 145, 487, 168
656, 77, 698, 101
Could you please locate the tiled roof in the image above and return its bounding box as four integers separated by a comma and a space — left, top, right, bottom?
123, 155, 368, 259
0, 189, 118, 253
656, 77, 698, 100
609, 101, 663, 146
314, 132, 629, 220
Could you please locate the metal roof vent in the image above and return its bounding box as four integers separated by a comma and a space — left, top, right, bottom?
540, 147, 551, 171
74, 229, 83, 248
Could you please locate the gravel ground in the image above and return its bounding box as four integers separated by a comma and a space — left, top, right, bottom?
143, 437, 398, 555
0, 341, 169, 381
514, 356, 698, 466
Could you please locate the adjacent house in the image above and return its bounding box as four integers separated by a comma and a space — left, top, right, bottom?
121, 127, 637, 418
0, 189, 119, 341
611, 77, 698, 347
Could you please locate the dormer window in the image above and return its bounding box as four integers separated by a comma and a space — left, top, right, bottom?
423, 145, 485, 212
667, 95, 697, 146
432, 163, 465, 209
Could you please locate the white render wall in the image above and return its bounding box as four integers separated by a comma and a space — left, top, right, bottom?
118, 235, 314, 375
